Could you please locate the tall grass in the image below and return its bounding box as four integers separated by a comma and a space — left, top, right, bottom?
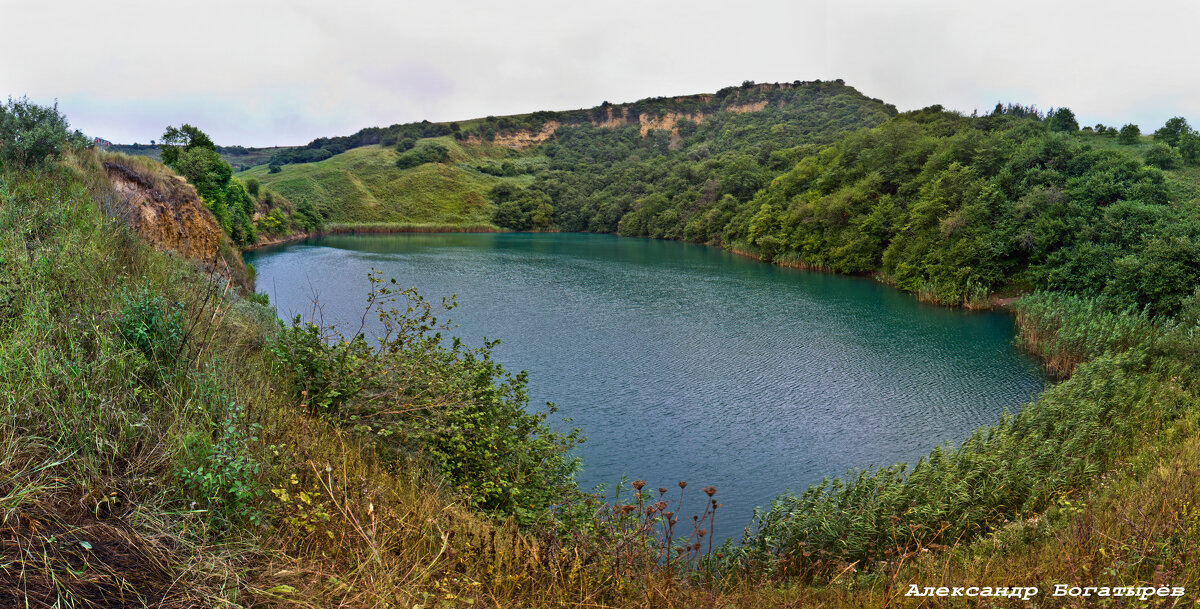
1014, 291, 1156, 378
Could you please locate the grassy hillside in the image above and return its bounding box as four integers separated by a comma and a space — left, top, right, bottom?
237, 138, 539, 230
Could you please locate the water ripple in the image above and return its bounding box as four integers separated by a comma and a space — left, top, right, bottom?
247, 233, 1046, 543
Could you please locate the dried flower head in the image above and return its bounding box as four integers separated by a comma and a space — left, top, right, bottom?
702, 485, 716, 497
678, 481, 687, 489
632, 479, 645, 491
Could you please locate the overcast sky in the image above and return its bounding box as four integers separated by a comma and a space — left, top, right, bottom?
4, 0, 1199, 147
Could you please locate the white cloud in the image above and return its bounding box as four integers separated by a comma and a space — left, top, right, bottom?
3, 0, 1197, 146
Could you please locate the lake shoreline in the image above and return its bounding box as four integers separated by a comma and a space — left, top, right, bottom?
249, 228, 1030, 311
245, 223, 507, 251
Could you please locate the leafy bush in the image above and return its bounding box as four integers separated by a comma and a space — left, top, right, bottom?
491, 186, 555, 231
0, 97, 89, 167
115, 287, 186, 367
178, 401, 266, 527
394, 142, 449, 169
1144, 142, 1182, 169
1119, 123, 1141, 144
270, 272, 580, 525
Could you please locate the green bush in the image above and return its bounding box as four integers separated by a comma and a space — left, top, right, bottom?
0, 97, 89, 167
1144, 142, 1182, 169
269, 272, 580, 525
394, 142, 449, 169
115, 287, 186, 367
178, 401, 266, 528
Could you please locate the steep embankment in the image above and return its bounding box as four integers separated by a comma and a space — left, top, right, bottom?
96, 153, 252, 287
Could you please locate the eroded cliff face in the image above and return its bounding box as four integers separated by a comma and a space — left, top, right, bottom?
637, 111, 704, 137
101, 158, 251, 289
491, 120, 561, 148
470, 85, 801, 151
727, 100, 769, 113
484, 97, 777, 151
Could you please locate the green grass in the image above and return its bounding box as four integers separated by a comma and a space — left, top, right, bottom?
237, 138, 536, 227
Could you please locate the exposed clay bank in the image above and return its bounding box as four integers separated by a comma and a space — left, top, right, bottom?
245, 232, 1046, 542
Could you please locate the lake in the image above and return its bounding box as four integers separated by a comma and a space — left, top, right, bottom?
245, 232, 1045, 542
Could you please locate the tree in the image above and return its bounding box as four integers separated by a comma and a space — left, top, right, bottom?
172, 146, 231, 201
1179, 130, 1200, 165
159, 123, 216, 167
159, 123, 257, 245
491, 189, 555, 231
0, 97, 86, 167
1118, 123, 1141, 145
1154, 117, 1192, 147
394, 142, 449, 169
1046, 107, 1079, 132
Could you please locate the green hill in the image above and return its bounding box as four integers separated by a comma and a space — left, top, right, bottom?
234, 80, 897, 235
237, 137, 538, 230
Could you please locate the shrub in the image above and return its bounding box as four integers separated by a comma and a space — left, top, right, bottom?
178, 401, 266, 528
394, 142, 449, 169
1119, 123, 1141, 144
395, 137, 416, 153
1144, 142, 1182, 169
270, 272, 580, 525
0, 97, 88, 167
115, 287, 186, 367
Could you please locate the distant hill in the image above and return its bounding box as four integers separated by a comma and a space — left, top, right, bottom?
108, 143, 293, 172
235, 80, 897, 233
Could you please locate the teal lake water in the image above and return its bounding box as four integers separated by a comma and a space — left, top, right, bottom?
246, 233, 1045, 541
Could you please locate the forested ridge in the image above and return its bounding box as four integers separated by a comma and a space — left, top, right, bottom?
240, 81, 1199, 319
